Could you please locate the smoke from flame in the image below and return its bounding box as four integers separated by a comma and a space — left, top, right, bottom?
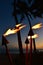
32, 23, 43, 29
4, 25, 26, 36
28, 34, 38, 39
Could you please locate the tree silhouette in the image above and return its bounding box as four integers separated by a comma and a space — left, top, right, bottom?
16, 0, 36, 52
13, 0, 43, 53
29, 0, 43, 17
13, 0, 23, 55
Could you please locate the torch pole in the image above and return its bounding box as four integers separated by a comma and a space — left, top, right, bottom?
30, 36, 32, 65
5, 44, 14, 65
26, 44, 28, 65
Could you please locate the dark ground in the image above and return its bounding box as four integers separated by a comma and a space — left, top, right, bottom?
0, 52, 43, 65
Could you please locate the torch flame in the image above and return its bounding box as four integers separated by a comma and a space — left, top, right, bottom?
32, 23, 43, 29
15, 23, 22, 28
28, 34, 38, 39
3, 25, 26, 36
19, 25, 26, 30
3, 29, 18, 36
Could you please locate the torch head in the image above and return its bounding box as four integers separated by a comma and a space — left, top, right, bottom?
25, 38, 29, 44
28, 28, 34, 36
2, 35, 9, 46
28, 28, 38, 39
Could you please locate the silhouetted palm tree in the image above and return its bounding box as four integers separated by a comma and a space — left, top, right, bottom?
28, 0, 43, 18
16, 0, 36, 52
15, 0, 43, 52
13, 0, 23, 55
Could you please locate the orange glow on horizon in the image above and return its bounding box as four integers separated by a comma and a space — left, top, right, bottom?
23, 43, 43, 49
32, 23, 43, 29
7, 42, 43, 49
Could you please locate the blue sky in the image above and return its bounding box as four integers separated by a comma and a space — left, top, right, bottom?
0, 0, 43, 50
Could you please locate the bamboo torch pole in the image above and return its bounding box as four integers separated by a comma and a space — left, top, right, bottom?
25, 38, 29, 65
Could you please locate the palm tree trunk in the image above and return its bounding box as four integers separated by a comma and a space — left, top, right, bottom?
14, 14, 23, 55
25, 13, 36, 52
33, 39, 36, 52
13, 0, 23, 55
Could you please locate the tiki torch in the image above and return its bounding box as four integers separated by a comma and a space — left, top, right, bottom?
2, 23, 26, 65
2, 35, 14, 65
28, 28, 38, 65
25, 38, 29, 65
28, 28, 34, 65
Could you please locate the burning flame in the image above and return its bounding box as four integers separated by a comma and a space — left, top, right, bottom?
4, 25, 26, 36
32, 23, 43, 29
15, 23, 22, 28
19, 25, 26, 30
28, 34, 38, 39
3, 29, 18, 36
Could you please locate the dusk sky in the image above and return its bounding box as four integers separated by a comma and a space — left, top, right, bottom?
0, 0, 43, 50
